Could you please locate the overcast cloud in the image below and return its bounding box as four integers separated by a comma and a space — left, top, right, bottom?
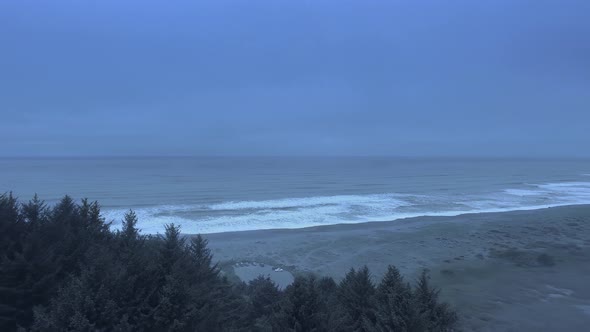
1, 0, 589, 157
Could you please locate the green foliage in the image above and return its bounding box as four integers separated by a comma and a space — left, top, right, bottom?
0, 194, 458, 331
0, 192, 23, 254
271, 275, 327, 331
120, 210, 140, 244
248, 276, 280, 321
338, 266, 378, 331
375, 265, 422, 332
413, 270, 458, 332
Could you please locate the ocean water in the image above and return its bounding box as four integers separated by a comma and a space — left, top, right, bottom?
1, 157, 589, 234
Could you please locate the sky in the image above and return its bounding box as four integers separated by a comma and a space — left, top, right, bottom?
0, 0, 589, 157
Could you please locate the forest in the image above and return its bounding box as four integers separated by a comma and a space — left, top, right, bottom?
0, 193, 457, 331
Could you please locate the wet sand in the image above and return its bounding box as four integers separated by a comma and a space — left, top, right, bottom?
200, 205, 590, 331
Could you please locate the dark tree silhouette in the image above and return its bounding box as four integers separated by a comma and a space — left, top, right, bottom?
414, 270, 458, 332
338, 266, 378, 331
0, 194, 458, 331
374, 265, 421, 331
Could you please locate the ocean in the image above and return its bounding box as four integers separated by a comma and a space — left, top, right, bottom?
1, 157, 589, 234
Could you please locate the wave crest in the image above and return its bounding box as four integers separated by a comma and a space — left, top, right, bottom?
103, 181, 590, 234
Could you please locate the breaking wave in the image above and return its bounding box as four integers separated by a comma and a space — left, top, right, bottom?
103, 181, 590, 234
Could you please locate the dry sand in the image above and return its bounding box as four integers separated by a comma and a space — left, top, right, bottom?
200, 205, 590, 331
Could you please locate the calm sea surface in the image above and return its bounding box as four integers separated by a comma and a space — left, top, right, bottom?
1, 157, 589, 233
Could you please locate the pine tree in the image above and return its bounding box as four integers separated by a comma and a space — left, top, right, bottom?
188, 235, 217, 282
186, 235, 250, 330
0, 194, 463, 331
82, 199, 109, 235
150, 223, 194, 330
30, 199, 119, 331
0, 192, 23, 254
413, 270, 458, 332
114, 230, 158, 330
374, 265, 421, 332
120, 210, 140, 246
159, 223, 185, 276
209, 276, 251, 331
21, 194, 48, 229
272, 275, 325, 332
47, 196, 87, 278
337, 266, 377, 331
0, 193, 31, 330
32, 263, 120, 331
248, 276, 281, 321
51, 195, 78, 226
314, 276, 348, 332
153, 270, 194, 331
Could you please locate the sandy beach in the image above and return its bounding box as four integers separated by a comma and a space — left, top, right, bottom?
202, 205, 590, 331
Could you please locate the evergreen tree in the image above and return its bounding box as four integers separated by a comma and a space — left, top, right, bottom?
0, 193, 52, 330
186, 235, 250, 330
413, 270, 458, 332
337, 266, 377, 331
248, 276, 281, 323
114, 228, 158, 330
148, 223, 190, 330
32, 263, 120, 331
0, 192, 23, 254
20, 194, 48, 229
272, 275, 326, 332
51, 195, 78, 227
120, 210, 140, 245
208, 277, 252, 331
188, 235, 217, 282
374, 265, 421, 332
0, 194, 460, 331
79, 199, 109, 236
0, 193, 23, 330
152, 269, 194, 331
159, 223, 185, 276
315, 276, 349, 332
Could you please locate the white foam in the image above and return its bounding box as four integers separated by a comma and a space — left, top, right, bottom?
144, 203, 573, 234
538, 181, 590, 189
503, 188, 545, 197
102, 181, 590, 234
102, 207, 186, 234
208, 194, 408, 211
103, 193, 413, 234
537, 182, 590, 203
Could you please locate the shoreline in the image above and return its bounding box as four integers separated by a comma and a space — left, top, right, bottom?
200, 205, 590, 331
178, 201, 590, 235
196, 204, 590, 237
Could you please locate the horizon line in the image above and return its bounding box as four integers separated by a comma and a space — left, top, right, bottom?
1, 154, 590, 160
